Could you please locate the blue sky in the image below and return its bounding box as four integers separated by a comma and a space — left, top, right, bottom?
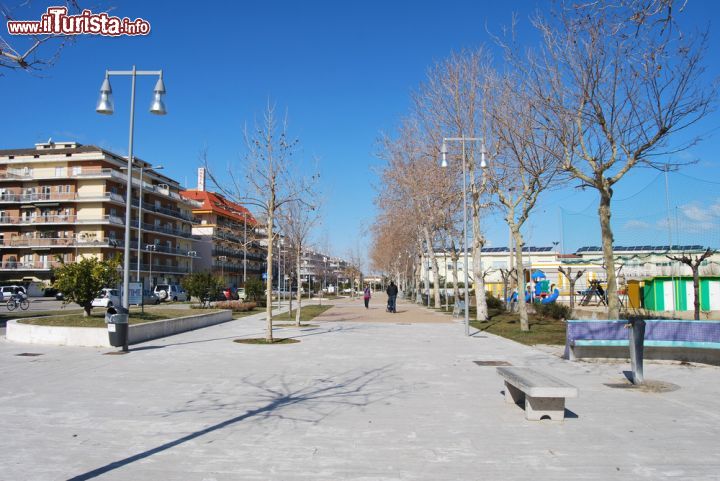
3, 1, 720, 264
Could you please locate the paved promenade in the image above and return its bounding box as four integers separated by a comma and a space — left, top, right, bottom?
1, 297, 719, 480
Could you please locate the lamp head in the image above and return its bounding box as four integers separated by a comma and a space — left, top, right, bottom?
480, 143, 488, 169
440, 141, 448, 168
96, 74, 114, 115
149, 75, 167, 115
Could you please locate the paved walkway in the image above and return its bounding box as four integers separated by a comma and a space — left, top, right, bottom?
1, 298, 719, 480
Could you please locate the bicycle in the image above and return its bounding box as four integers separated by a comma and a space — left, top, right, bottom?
5, 295, 29, 311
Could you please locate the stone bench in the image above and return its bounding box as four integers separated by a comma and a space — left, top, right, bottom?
566, 319, 720, 365
496, 367, 579, 421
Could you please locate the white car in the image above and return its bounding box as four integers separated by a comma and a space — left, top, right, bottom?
91, 288, 121, 308
0, 285, 27, 299
154, 284, 188, 302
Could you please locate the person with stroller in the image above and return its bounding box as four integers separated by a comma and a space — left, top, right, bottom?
386, 281, 398, 313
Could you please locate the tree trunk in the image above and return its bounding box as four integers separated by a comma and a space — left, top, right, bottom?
451, 254, 461, 309
423, 227, 441, 308
265, 211, 275, 342
569, 278, 577, 312
512, 228, 529, 331
472, 243, 488, 321
296, 251, 303, 326
83, 305, 92, 317
415, 260, 422, 304
598, 187, 619, 319
692, 266, 700, 321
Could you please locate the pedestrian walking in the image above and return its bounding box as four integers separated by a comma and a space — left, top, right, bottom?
363, 285, 371, 309
386, 281, 398, 313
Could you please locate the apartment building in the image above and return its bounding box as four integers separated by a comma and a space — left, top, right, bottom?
181, 170, 265, 287
0, 141, 199, 287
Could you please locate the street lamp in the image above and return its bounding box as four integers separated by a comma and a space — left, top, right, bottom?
146, 244, 157, 288
440, 137, 487, 336
121, 163, 163, 283
96, 66, 167, 316
218, 255, 228, 284
187, 250, 197, 275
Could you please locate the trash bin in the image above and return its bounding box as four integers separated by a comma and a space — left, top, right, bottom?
105, 306, 130, 348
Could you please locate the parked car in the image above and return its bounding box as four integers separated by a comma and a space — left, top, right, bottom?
91, 288, 121, 308
55, 292, 64, 301
0, 285, 27, 300
137, 290, 160, 305
154, 284, 188, 302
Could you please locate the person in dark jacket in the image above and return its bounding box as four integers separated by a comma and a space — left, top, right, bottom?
386, 281, 398, 313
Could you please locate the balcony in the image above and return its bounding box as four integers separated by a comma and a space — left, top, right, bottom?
0, 167, 127, 182
132, 219, 195, 239
0, 214, 124, 226
212, 248, 265, 262
133, 263, 191, 274
0, 192, 125, 204
0, 236, 123, 249
131, 242, 196, 257
0, 260, 64, 271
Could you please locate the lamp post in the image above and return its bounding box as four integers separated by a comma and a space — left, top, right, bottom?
187, 250, 197, 275
121, 163, 163, 283
243, 211, 248, 285
218, 255, 228, 284
146, 244, 157, 288
96, 66, 167, 315
440, 137, 487, 336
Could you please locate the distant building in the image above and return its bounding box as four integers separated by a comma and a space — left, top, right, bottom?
181, 168, 265, 287
0, 141, 199, 287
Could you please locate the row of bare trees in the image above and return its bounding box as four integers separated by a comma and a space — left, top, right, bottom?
371, 0, 715, 328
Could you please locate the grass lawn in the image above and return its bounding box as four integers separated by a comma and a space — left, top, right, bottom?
0, 309, 83, 327
17, 307, 223, 328
272, 304, 333, 323
470, 311, 567, 345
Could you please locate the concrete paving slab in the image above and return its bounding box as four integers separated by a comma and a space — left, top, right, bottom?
1, 297, 719, 480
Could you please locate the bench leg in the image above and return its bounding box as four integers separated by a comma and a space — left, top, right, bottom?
504, 381, 525, 405
525, 396, 566, 421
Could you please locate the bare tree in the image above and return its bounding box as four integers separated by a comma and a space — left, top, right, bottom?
1, 1, 80, 72
558, 266, 585, 313
667, 248, 715, 320
207, 102, 316, 342
278, 194, 320, 327
485, 70, 564, 331
531, 1, 717, 319
412, 48, 495, 320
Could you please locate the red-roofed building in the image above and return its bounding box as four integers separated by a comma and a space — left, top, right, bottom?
181, 169, 265, 286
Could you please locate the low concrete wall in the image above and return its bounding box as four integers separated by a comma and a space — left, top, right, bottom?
6, 310, 233, 348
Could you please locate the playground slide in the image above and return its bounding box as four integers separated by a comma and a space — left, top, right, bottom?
541, 289, 559, 304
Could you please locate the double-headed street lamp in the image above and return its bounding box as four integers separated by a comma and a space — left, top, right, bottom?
187, 251, 197, 275
96, 66, 167, 313
440, 137, 487, 337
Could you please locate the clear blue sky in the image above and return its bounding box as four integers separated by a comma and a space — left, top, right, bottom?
3, 1, 720, 265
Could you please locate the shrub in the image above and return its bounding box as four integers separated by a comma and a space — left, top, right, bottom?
535, 302, 572, 320
181, 271, 223, 301
215, 301, 257, 312
485, 292, 505, 311
244, 279, 264, 301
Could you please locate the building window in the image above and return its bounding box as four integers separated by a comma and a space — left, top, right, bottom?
55, 167, 66, 177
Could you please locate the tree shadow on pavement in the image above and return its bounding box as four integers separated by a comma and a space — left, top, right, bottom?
66, 364, 402, 481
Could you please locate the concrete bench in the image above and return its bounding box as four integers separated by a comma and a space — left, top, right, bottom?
566, 319, 720, 365
497, 367, 579, 421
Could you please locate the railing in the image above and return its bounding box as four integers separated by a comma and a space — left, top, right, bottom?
0, 261, 64, 270
0, 192, 126, 203
0, 236, 124, 248
130, 242, 194, 256
0, 167, 128, 181
212, 248, 265, 262
133, 263, 191, 274
0, 214, 124, 225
